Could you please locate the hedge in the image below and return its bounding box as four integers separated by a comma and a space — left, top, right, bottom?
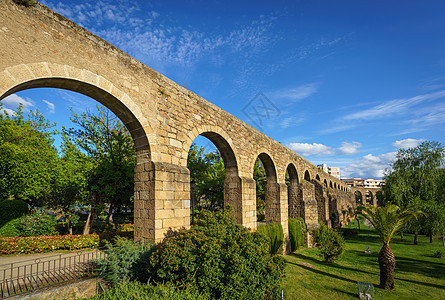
257, 222, 285, 255
288, 217, 306, 252
0, 233, 99, 255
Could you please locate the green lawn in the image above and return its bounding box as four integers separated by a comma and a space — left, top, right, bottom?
282, 223, 445, 299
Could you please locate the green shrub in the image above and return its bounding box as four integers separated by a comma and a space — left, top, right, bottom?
312, 224, 345, 263
17, 213, 58, 236
257, 222, 285, 255
0, 218, 22, 237
433, 250, 443, 258
96, 237, 152, 286
0, 200, 28, 228
13, 0, 38, 7
87, 280, 209, 300
0, 233, 99, 255
288, 217, 306, 252
149, 209, 285, 300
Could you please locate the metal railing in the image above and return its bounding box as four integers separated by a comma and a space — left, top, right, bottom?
0, 250, 104, 298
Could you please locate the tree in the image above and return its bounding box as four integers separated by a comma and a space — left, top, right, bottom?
254, 158, 266, 221
49, 134, 91, 234
358, 204, 423, 289
0, 103, 59, 206
187, 143, 225, 214
64, 105, 136, 234
383, 141, 445, 244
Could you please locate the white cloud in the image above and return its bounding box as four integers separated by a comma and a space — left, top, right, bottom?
287, 141, 363, 156
1, 94, 34, 114
273, 83, 318, 103
341, 152, 396, 179
280, 115, 305, 129
338, 141, 362, 155
2, 94, 33, 109
344, 90, 445, 121
288, 142, 333, 156
42, 100, 55, 113
392, 138, 425, 149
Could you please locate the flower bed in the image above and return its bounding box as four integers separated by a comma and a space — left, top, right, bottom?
0, 233, 99, 255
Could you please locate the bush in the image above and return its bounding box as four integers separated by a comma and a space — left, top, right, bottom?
0, 233, 99, 255
257, 222, 285, 255
312, 224, 345, 263
17, 213, 58, 236
0, 218, 22, 237
0, 200, 28, 228
87, 280, 209, 300
149, 209, 285, 300
288, 218, 306, 252
96, 237, 152, 286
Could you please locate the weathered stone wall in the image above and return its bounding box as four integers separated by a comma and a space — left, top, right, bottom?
0, 0, 357, 244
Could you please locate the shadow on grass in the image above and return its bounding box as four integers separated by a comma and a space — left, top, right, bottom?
289, 253, 379, 277
395, 256, 445, 279
286, 260, 357, 284
330, 287, 357, 298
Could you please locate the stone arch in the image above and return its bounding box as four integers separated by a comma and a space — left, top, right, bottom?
304, 170, 311, 181
365, 190, 374, 205
0, 63, 153, 159
354, 190, 363, 205
330, 181, 333, 188
0, 64, 157, 242
186, 131, 242, 222
323, 179, 328, 187
315, 174, 321, 181
286, 163, 300, 219
334, 182, 337, 189
254, 152, 279, 224
184, 125, 238, 171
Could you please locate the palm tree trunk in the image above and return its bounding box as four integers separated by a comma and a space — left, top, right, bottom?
378, 243, 396, 290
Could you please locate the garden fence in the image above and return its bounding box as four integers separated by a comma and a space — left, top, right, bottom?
0, 250, 104, 298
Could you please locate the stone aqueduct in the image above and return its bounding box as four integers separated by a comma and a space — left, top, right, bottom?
0, 1, 380, 243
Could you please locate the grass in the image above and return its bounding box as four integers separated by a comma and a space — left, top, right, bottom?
282, 222, 445, 299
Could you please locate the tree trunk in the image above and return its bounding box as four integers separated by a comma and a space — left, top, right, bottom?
68, 220, 73, 235
83, 210, 95, 235
400, 231, 403, 242
378, 243, 396, 290
107, 204, 114, 224
83, 192, 104, 235
430, 233, 433, 243
414, 233, 418, 245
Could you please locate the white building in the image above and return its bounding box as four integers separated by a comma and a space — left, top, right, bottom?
364, 179, 384, 188
317, 164, 340, 179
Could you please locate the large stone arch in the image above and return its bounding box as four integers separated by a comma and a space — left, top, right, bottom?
0, 64, 163, 242
0, 63, 154, 156
286, 163, 300, 219
184, 128, 244, 224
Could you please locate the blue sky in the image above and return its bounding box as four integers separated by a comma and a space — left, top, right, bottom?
2, 0, 445, 179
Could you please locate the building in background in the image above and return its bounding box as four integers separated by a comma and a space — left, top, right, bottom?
341, 178, 384, 188
317, 164, 340, 179
364, 178, 385, 188
341, 178, 365, 187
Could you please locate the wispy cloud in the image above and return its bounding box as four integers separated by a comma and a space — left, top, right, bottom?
273, 83, 318, 103
42, 100, 55, 113
344, 90, 445, 121
392, 138, 425, 149
280, 114, 305, 129
42, 0, 277, 72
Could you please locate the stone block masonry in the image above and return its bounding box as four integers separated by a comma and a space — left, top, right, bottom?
0, 0, 361, 244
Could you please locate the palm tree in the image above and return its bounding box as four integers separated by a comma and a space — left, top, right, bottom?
358, 204, 423, 290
